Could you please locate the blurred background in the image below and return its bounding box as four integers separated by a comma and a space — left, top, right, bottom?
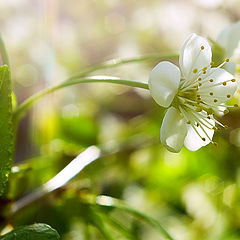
1, 0, 240, 239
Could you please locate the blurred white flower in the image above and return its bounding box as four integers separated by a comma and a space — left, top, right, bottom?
216, 21, 240, 74
217, 21, 240, 59
149, 34, 238, 153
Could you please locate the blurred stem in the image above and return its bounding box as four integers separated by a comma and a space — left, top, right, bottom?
98, 211, 141, 240
0, 33, 10, 67
84, 224, 91, 240
89, 207, 115, 240
11, 135, 156, 214
13, 52, 178, 122
87, 195, 175, 240
74, 52, 179, 78
13, 77, 149, 123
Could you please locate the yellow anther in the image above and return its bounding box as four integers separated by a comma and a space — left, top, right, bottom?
214, 99, 218, 103
202, 137, 206, 141
209, 79, 214, 82
210, 92, 213, 96
193, 68, 198, 73
231, 79, 236, 82
225, 58, 230, 62
223, 81, 227, 86
196, 123, 200, 127
203, 70, 206, 74
207, 108, 214, 115
201, 46, 204, 50
227, 94, 231, 98
196, 106, 202, 112
210, 61, 214, 66
187, 120, 191, 124
207, 116, 211, 119
203, 67, 208, 71
198, 78, 202, 81
224, 109, 229, 115
199, 83, 202, 86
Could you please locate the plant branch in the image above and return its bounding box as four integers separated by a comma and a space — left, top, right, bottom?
13, 77, 149, 123
11, 134, 156, 214
13, 52, 179, 122
91, 195, 175, 240
73, 52, 178, 78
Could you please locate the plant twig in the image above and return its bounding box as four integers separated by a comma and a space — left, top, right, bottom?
13, 77, 149, 123
91, 195, 176, 240
11, 135, 156, 214
13, 52, 179, 122
11, 146, 101, 214
74, 52, 178, 78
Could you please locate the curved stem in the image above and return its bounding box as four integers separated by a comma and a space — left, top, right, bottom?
13, 77, 149, 122
74, 52, 178, 78
13, 52, 179, 122
91, 195, 175, 240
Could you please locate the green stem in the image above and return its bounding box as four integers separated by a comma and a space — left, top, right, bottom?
115, 204, 175, 240
0, 33, 10, 67
13, 77, 149, 122
74, 52, 179, 78
88, 196, 175, 240
99, 212, 141, 240
89, 207, 115, 240
13, 52, 179, 122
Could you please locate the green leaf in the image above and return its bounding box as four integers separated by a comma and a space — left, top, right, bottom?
0, 224, 60, 240
90, 195, 176, 240
208, 38, 226, 66
0, 65, 14, 195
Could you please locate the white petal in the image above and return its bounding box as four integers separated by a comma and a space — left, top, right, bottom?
216, 24, 234, 56
184, 123, 214, 151
179, 33, 212, 79
198, 68, 237, 106
223, 62, 236, 75
149, 61, 180, 108
160, 107, 187, 153
217, 21, 240, 57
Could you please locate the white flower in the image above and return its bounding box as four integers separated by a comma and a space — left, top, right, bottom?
216, 21, 240, 74
217, 21, 240, 59
149, 34, 238, 153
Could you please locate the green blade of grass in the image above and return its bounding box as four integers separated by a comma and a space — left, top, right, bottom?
0, 65, 14, 196
90, 195, 176, 240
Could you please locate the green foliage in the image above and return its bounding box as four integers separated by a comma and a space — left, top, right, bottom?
209, 38, 226, 66
0, 65, 13, 195
1, 3, 240, 238
0, 224, 60, 240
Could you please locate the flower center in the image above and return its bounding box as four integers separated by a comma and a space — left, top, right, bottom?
173, 54, 238, 145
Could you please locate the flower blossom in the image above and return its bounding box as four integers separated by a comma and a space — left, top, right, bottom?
216, 21, 240, 75
217, 21, 240, 61
149, 34, 238, 153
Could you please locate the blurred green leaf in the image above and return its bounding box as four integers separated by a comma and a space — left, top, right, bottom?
85, 195, 176, 240
209, 38, 226, 66
0, 223, 60, 240
0, 65, 13, 195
